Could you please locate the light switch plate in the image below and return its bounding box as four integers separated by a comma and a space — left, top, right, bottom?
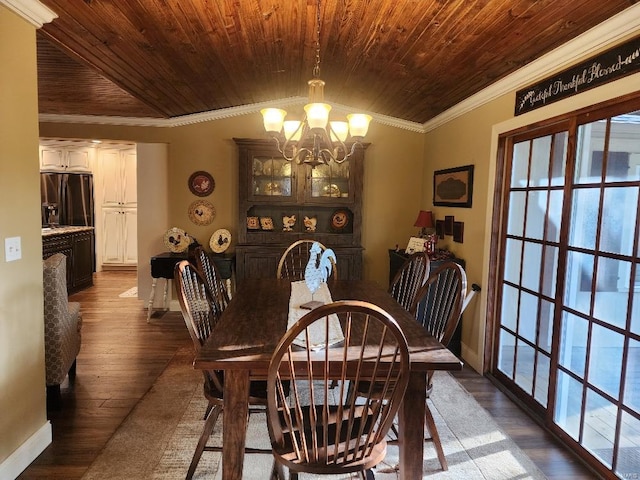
5, 236, 22, 262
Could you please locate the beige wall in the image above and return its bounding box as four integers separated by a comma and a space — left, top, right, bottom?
0, 4, 49, 473
422, 93, 515, 371
136, 143, 169, 303
39, 116, 427, 290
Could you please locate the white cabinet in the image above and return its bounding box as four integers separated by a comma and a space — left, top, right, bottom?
102, 208, 137, 264
40, 144, 93, 172
97, 146, 138, 266
99, 148, 137, 209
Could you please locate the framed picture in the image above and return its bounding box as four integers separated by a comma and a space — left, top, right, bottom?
453, 221, 464, 243
435, 219, 445, 239
433, 165, 474, 207
444, 215, 454, 235
188, 170, 215, 197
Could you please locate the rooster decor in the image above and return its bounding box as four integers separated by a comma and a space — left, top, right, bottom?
301, 242, 336, 309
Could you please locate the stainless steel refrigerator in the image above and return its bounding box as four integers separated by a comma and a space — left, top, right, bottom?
40, 172, 95, 227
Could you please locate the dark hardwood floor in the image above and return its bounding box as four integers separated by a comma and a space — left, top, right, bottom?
18, 270, 598, 479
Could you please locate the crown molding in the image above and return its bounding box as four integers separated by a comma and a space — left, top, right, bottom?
40, 96, 426, 132
423, 3, 640, 132
1, 0, 56, 27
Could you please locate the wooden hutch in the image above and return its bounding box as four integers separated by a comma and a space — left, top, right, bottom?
233, 138, 366, 282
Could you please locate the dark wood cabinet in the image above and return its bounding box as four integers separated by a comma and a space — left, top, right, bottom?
388, 249, 466, 357
43, 228, 95, 293
72, 230, 95, 291
234, 138, 366, 282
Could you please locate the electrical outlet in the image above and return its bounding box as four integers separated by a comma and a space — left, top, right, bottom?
5, 236, 22, 262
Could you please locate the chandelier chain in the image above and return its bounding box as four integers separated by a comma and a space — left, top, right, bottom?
312, 0, 321, 79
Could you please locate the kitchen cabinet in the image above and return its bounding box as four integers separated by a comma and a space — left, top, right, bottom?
39, 143, 93, 172
99, 147, 137, 209
42, 227, 95, 293
234, 138, 365, 282
101, 208, 138, 264
97, 147, 138, 266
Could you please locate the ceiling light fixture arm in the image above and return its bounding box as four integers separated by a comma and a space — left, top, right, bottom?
271, 118, 361, 167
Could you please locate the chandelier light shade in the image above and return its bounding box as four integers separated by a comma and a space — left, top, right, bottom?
260, 0, 371, 166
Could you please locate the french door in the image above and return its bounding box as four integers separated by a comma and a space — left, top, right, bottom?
492, 96, 640, 478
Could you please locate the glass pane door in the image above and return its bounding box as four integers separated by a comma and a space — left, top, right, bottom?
494, 104, 640, 478
497, 128, 568, 410
554, 112, 640, 476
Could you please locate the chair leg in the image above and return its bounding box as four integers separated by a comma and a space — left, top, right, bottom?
424, 402, 448, 471
270, 460, 286, 480
389, 422, 399, 441
46, 384, 62, 410
203, 401, 213, 420
68, 359, 77, 381
186, 405, 222, 480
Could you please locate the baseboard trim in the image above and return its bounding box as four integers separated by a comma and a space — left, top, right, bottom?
0, 421, 52, 479
101, 264, 137, 271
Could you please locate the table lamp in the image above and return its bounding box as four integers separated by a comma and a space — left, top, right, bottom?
414, 210, 438, 255
414, 210, 434, 237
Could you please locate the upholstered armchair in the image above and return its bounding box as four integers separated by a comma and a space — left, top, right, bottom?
43, 253, 82, 398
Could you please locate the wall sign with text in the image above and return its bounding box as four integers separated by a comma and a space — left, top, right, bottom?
515, 36, 640, 116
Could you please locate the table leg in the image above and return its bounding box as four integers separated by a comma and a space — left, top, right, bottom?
162, 279, 170, 310
147, 278, 158, 323
222, 370, 250, 480
398, 371, 427, 480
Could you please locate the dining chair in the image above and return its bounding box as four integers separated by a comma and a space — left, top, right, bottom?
174, 260, 271, 479
276, 239, 338, 281
193, 246, 230, 316
266, 300, 410, 480
388, 251, 430, 311
348, 251, 429, 433
409, 261, 467, 471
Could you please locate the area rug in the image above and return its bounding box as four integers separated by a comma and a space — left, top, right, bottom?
118, 286, 138, 298
82, 351, 547, 480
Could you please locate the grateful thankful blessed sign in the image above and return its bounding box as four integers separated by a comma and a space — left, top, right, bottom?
515, 36, 640, 115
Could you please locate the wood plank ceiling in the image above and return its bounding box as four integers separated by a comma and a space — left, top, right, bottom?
36, 0, 638, 124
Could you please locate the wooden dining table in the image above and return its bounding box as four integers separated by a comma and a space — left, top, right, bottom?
193, 278, 463, 480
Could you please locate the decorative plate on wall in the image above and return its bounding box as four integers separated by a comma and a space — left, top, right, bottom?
163, 227, 190, 253
188, 170, 215, 197
188, 200, 216, 226
330, 209, 351, 232
210, 228, 231, 253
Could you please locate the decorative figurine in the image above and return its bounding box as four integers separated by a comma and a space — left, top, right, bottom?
282, 214, 296, 231
300, 242, 336, 310
303, 215, 317, 232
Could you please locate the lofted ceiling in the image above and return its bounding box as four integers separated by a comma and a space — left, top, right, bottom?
35, 0, 638, 125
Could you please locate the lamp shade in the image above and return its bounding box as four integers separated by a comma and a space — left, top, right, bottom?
283, 120, 303, 141
414, 210, 434, 228
261, 108, 286, 133
329, 121, 349, 142
304, 103, 331, 129
347, 113, 372, 138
